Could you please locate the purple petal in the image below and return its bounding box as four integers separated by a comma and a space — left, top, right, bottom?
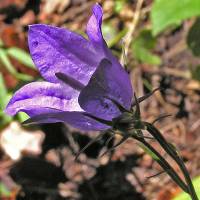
78, 59, 132, 121
28, 24, 100, 85
86, 3, 104, 45
5, 82, 82, 116
86, 4, 133, 102
104, 51, 133, 102
23, 111, 110, 131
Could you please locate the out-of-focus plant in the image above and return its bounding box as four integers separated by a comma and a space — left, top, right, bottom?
114, 0, 128, 14
0, 182, 11, 198
0, 73, 12, 127
102, 23, 127, 48
0, 39, 35, 81
131, 29, 161, 65
0, 72, 29, 128
150, 0, 200, 75
191, 65, 200, 82
186, 17, 200, 81
7, 47, 36, 70
173, 176, 200, 200
187, 18, 200, 57
0, 39, 35, 127
129, 0, 200, 85
151, 0, 200, 36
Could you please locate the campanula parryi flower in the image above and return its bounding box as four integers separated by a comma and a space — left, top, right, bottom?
5, 4, 133, 131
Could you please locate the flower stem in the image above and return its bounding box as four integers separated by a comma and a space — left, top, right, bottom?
131, 133, 189, 193
144, 122, 198, 200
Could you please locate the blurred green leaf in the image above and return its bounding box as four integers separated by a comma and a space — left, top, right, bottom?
0, 73, 12, 125
143, 79, 153, 91
0, 73, 9, 108
17, 112, 29, 122
114, 0, 127, 13
102, 23, 127, 48
108, 28, 127, 48
151, 0, 200, 35
131, 29, 161, 65
0, 39, 4, 47
0, 48, 33, 81
0, 182, 11, 197
173, 176, 200, 200
102, 23, 117, 45
191, 65, 200, 81
15, 73, 33, 81
7, 47, 36, 69
187, 18, 200, 56
0, 48, 17, 74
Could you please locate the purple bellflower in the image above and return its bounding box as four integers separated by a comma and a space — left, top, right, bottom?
5, 5, 198, 197
5, 4, 133, 131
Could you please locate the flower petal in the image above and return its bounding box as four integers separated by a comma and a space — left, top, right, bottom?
86, 4, 133, 102
5, 82, 82, 116
23, 111, 110, 131
28, 24, 100, 85
86, 3, 104, 45
78, 59, 132, 121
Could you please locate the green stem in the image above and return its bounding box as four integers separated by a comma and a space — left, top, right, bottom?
177, 157, 198, 200
131, 134, 189, 193
144, 122, 198, 200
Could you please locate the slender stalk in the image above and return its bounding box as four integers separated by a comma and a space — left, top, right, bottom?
176, 157, 198, 200
120, 0, 144, 64
131, 134, 189, 193
144, 122, 198, 200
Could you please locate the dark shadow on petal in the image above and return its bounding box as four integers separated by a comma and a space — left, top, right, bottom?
55, 72, 85, 91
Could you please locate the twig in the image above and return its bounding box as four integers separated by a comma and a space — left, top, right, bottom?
190, 118, 200, 133
162, 68, 191, 79
120, 0, 144, 65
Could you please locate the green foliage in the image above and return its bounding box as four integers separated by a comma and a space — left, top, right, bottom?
0, 39, 3, 47
191, 65, 200, 82
114, 0, 127, 13
131, 29, 161, 65
0, 73, 9, 108
17, 112, 29, 122
102, 23, 117, 45
0, 43, 35, 126
187, 18, 200, 57
151, 0, 200, 35
0, 48, 17, 75
102, 23, 127, 48
0, 48, 33, 81
109, 29, 127, 48
7, 47, 35, 69
0, 182, 11, 197
0, 38, 35, 81
0, 73, 12, 126
173, 176, 200, 200
187, 19, 200, 82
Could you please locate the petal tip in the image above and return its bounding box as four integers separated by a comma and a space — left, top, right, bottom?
28, 24, 53, 34
93, 3, 102, 11
92, 3, 103, 22
86, 3, 104, 44
28, 24, 42, 31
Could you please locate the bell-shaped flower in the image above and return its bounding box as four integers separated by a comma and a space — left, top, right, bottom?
5, 4, 133, 131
